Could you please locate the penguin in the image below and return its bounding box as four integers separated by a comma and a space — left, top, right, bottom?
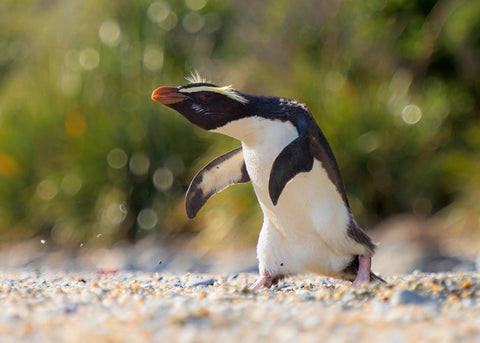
151, 76, 383, 288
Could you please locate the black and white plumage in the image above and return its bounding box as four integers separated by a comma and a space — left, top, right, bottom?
152, 80, 383, 287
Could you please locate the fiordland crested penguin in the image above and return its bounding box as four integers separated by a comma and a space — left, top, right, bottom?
152, 75, 383, 288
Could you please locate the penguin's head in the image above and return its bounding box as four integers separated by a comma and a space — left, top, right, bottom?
151, 82, 251, 131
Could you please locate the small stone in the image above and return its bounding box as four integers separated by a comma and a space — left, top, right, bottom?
393, 290, 432, 305
186, 278, 215, 287
63, 303, 78, 313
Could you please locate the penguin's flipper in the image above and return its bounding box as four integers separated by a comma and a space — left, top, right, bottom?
268, 134, 313, 205
186, 147, 250, 219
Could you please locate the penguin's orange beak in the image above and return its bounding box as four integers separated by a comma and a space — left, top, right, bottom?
151, 87, 187, 104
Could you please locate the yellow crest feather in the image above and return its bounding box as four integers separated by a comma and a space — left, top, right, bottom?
185, 71, 209, 84
180, 79, 249, 104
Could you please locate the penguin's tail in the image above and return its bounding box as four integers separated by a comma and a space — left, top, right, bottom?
370, 271, 386, 283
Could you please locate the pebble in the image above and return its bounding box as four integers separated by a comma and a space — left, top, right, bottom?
185, 277, 215, 288
393, 290, 433, 305
0, 271, 478, 342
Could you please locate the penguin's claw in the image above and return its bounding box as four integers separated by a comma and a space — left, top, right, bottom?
352, 255, 371, 285
249, 274, 274, 289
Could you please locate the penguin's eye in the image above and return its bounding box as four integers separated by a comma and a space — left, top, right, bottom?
198, 94, 208, 102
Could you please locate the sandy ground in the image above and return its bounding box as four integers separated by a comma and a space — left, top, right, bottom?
0, 270, 479, 343
1, 215, 479, 342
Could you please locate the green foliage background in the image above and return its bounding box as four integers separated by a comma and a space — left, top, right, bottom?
0, 0, 479, 250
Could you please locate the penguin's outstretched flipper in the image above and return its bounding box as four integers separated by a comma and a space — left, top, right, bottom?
186, 147, 250, 219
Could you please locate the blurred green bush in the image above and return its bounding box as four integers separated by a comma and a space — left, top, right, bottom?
0, 0, 479, 249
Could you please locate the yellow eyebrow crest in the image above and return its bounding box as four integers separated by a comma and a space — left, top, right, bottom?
179, 85, 249, 104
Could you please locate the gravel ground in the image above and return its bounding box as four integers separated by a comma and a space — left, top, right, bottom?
1, 270, 479, 343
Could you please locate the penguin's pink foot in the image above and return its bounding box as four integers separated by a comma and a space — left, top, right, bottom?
249, 274, 274, 289
353, 255, 371, 285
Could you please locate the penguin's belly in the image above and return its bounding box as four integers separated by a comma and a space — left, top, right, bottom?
265, 161, 357, 272
244, 148, 361, 275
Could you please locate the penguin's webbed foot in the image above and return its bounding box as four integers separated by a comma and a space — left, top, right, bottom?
250, 274, 275, 289
250, 274, 273, 289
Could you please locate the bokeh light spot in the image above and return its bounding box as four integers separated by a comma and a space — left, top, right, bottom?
153, 167, 174, 191
129, 153, 150, 176
65, 113, 86, 137
143, 46, 164, 71
357, 131, 381, 153
147, 1, 171, 24
99, 20, 121, 47
61, 173, 82, 195
159, 12, 178, 31
36, 179, 58, 201
102, 203, 128, 226
137, 208, 158, 230
0, 152, 19, 176
79, 47, 100, 70
182, 12, 205, 33
185, 0, 208, 11
402, 104, 422, 125
107, 149, 128, 169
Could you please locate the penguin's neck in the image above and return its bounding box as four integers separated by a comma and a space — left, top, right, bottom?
212, 116, 298, 150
